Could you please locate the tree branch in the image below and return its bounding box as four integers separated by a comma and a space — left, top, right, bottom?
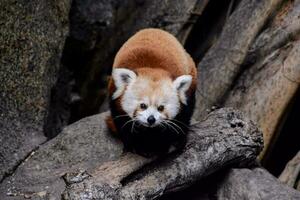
62, 108, 263, 200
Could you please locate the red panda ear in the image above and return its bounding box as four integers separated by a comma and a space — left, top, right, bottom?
112, 68, 136, 99
173, 75, 192, 105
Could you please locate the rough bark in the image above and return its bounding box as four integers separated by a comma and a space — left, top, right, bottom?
224, 0, 300, 158
62, 108, 263, 200
0, 108, 263, 200
243, 0, 300, 67
216, 167, 300, 200
193, 0, 283, 120
279, 151, 300, 189
0, 0, 71, 181
47, 0, 209, 138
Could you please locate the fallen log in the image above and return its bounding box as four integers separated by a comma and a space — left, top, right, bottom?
62, 108, 263, 200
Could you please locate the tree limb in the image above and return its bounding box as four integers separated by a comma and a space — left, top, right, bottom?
62, 108, 263, 200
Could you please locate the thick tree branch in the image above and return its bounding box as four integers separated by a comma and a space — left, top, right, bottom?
62, 108, 263, 200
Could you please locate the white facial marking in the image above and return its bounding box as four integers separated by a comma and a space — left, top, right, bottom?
111, 68, 136, 99
173, 75, 192, 105
121, 76, 182, 126
136, 106, 163, 126
121, 78, 148, 117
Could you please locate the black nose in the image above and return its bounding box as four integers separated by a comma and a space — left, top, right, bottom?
147, 115, 156, 125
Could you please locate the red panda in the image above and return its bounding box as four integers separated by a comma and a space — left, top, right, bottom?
107, 28, 197, 156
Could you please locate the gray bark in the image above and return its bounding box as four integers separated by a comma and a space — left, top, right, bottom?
0, 0, 71, 181
0, 108, 263, 199
193, 0, 283, 120
62, 108, 263, 200
224, 0, 300, 158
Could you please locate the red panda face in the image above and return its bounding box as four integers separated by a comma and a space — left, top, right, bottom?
111, 68, 192, 127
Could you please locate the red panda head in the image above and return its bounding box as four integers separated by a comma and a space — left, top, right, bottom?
111, 67, 192, 127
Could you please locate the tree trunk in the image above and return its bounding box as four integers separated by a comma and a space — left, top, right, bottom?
193, 0, 282, 120
224, 0, 300, 158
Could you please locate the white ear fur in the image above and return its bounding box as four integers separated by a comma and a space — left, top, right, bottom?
112, 68, 136, 99
173, 75, 192, 105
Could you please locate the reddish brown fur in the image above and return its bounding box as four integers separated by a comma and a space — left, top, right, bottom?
108, 28, 197, 97
105, 115, 117, 134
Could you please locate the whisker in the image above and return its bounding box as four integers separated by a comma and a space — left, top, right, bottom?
169, 119, 189, 128
158, 122, 167, 131
162, 120, 180, 135
131, 120, 136, 133
113, 114, 129, 120
121, 119, 135, 129
161, 122, 167, 129
166, 120, 185, 135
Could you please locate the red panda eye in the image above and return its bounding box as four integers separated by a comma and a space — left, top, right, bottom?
158, 105, 164, 112
140, 103, 147, 109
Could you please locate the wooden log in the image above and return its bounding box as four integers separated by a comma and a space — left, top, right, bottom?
62, 108, 263, 200
193, 0, 283, 120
